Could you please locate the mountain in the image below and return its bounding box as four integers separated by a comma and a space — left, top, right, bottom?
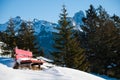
0, 11, 85, 56
73, 10, 85, 31
73, 10, 85, 26
0, 11, 85, 32
33, 19, 58, 56
0, 16, 22, 31
0, 16, 58, 56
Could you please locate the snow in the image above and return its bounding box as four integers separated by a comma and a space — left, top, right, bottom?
0, 57, 15, 67
0, 64, 105, 80
0, 49, 2, 53
73, 10, 85, 26
0, 57, 117, 80
16, 58, 31, 64
37, 56, 53, 62
94, 74, 117, 80
0, 57, 107, 80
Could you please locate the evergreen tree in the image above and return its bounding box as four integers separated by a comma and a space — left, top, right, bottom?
6, 18, 17, 48
111, 14, 120, 32
110, 14, 120, 78
82, 5, 120, 78
82, 5, 100, 72
3, 18, 17, 57
17, 21, 27, 49
27, 21, 41, 57
17, 21, 41, 57
52, 5, 88, 71
52, 5, 71, 65
0, 31, 6, 42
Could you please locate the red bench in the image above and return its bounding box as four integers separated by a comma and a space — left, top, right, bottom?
13, 48, 44, 70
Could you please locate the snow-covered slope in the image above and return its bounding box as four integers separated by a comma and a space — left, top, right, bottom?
0, 57, 105, 80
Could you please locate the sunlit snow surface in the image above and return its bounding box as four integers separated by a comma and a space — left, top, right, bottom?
0, 57, 114, 80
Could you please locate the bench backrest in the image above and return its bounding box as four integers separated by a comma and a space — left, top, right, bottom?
15, 48, 32, 59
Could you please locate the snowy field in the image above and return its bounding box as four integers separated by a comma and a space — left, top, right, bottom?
0, 57, 117, 80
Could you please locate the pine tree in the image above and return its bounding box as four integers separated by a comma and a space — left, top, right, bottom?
110, 14, 120, 78
52, 5, 88, 71
0, 31, 6, 42
82, 5, 120, 78
52, 5, 71, 65
27, 21, 41, 57
17, 21, 27, 49
3, 18, 17, 57
17, 21, 41, 57
82, 5, 100, 72
94, 6, 120, 77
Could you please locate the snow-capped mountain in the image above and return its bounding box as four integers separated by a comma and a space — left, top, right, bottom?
73, 10, 85, 26
0, 11, 85, 56
0, 16, 22, 31
33, 19, 58, 33
0, 16, 58, 56
73, 10, 85, 31
33, 19, 58, 56
0, 11, 85, 32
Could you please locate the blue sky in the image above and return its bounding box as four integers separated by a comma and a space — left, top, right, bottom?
0, 0, 120, 23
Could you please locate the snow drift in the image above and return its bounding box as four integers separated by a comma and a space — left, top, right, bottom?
0, 57, 105, 80
0, 63, 105, 80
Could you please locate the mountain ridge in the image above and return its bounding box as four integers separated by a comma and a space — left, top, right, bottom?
0, 10, 85, 56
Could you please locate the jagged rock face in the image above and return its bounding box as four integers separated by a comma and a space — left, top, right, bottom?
73, 10, 85, 26
33, 20, 58, 56
73, 10, 85, 31
0, 11, 85, 55
0, 16, 22, 31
